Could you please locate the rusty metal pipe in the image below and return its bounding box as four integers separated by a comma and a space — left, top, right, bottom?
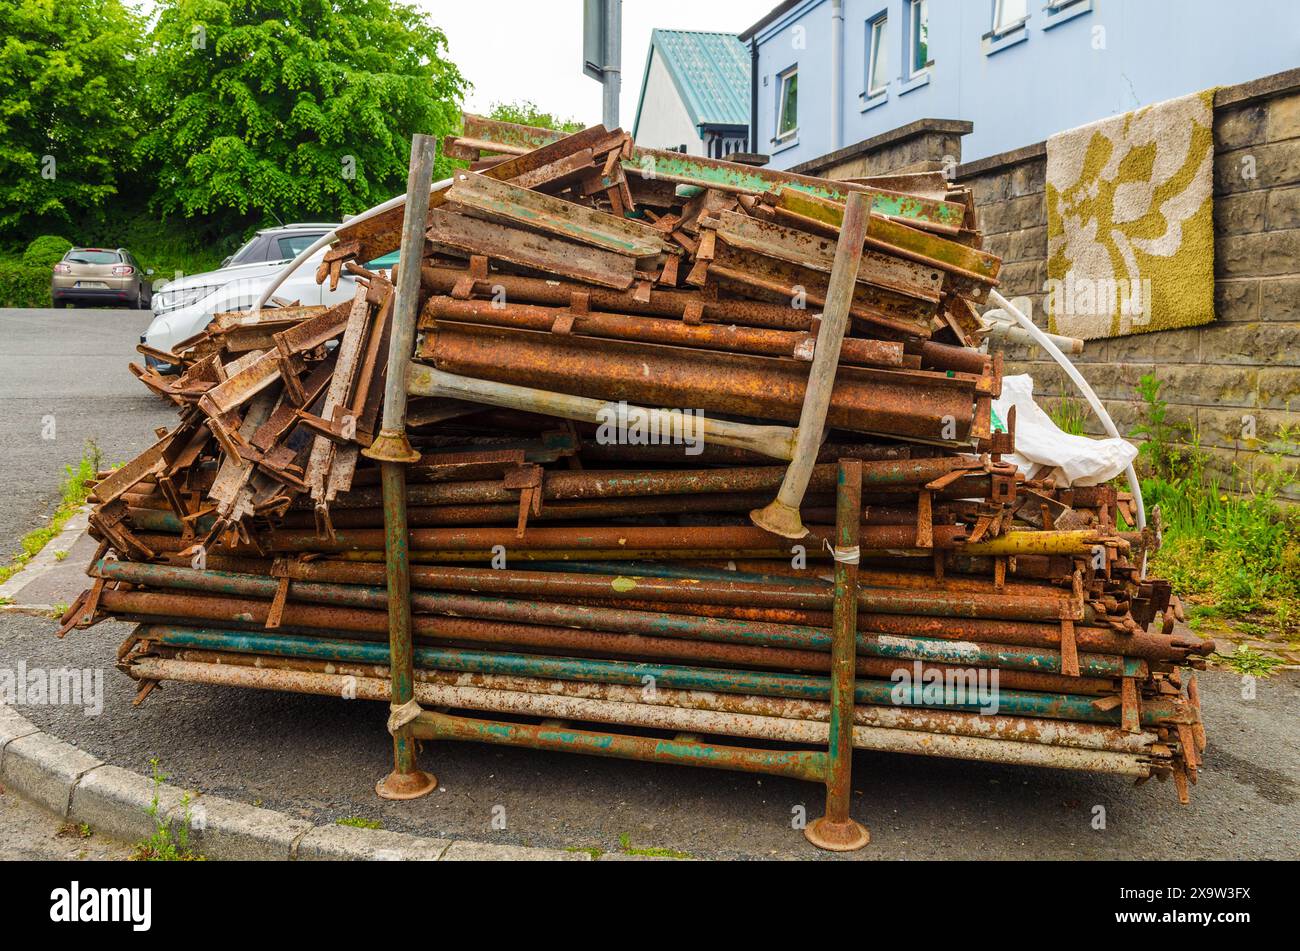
407, 364, 800, 461
98, 556, 1085, 626
96, 563, 1132, 677
128, 655, 1154, 778
412, 710, 831, 783
147, 647, 1161, 754
313, 456, 988, 510
130, 624, 1194, 726
421, 295, 906, 368
808, 457, 869, 849
421, 264, 820, 331
363, 132, 436, 800
420, 323, 979, 443
215, 522, 1005, 556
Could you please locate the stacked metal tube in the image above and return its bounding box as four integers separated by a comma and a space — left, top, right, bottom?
65, 115, 1208, 832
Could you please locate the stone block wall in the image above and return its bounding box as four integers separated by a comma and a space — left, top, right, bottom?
789, 119, 972, 180
946, 69, 1300, 499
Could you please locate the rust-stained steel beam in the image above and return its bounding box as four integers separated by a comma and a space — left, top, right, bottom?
446, 171, 668, 258
427, 208, 638, 289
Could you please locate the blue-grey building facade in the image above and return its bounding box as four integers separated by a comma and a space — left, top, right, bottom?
741, 0, 1300, 168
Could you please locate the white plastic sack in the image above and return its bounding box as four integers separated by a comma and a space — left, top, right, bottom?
992, 375, 1137, 487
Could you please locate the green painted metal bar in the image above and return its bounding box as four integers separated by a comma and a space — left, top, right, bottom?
775, 188, 1001, 281
410, 710, 829, 784
94, 560, 1139, 677
629, 147, 966, 227
135, 624, 1188, 727
377, 462, 429, 795
457, 114, 966, 229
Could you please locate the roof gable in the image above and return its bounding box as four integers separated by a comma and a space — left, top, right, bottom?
634, 29, 751, 137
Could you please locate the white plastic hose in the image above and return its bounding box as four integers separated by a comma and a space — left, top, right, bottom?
252, 178, 454, 315
988, 291, 1146, 535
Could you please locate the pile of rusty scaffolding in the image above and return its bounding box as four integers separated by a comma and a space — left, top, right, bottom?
64, 116, 1208, 850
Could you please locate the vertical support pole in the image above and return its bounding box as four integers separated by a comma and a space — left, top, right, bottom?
364, 133, 438, 801
751, 190, 871, 539
602, 0, 622, 130
376, 460, 435, 798
805, 457, 870, 851
830, 0, 844, 151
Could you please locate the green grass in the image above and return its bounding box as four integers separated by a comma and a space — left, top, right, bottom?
57, 821, 93, 839
1131, 374, 1300, 641
334, 816, 383, 830
1144, 471, 1299, 638
616, 832, 690, 860
132, 758, 205, 861
1211, 645, 1286, 678
0, 441, 101, 586
1047, 393, 1088, 436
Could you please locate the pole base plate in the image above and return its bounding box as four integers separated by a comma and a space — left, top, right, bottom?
362, 429, 420, 463
376, 769, 437, 801
804, 816, 870, 852
750, 499, 808, 539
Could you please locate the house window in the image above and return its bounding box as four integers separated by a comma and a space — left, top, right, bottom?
867, 15, 889, 97
908, 0, 931, 76
992, 0, 1027, 34
1043, 0, 1093, 28
776, 66, 798, 141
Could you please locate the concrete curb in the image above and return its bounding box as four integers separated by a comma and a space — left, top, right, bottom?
0, 505, 91, 611
0, 703, 643, 861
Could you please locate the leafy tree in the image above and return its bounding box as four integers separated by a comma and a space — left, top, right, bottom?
136, 0, 467, 229
0, 0, 142, 235
487, 100, 585, 135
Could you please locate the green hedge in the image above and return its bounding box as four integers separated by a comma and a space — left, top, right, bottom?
22, 235, 73, 268
0, 260, 53, 307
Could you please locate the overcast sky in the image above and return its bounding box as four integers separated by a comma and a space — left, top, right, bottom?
419, 1, 775, 129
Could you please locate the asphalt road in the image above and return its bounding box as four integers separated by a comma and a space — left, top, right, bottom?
0, 308, 174, 558
6, 611, 1298, 860
1, 307, 1298, 860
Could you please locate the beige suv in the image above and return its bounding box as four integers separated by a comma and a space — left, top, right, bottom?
51, 248, 154, 309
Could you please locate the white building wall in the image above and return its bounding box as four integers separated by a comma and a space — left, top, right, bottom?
633, 49, 704, 154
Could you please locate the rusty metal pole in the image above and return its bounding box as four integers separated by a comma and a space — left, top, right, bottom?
752, 191, 871, 539
805, 457, 870, 851
363, 132, 437, 800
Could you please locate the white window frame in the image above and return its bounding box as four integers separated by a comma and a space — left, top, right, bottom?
866, 14, 889, 97
1042, 0, 1092, 29
907, 0, 932, 79
992, 0, 1029, 36
774, 65, 799, 143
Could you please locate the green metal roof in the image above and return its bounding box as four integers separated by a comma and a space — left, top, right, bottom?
633, 30, 751, 138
